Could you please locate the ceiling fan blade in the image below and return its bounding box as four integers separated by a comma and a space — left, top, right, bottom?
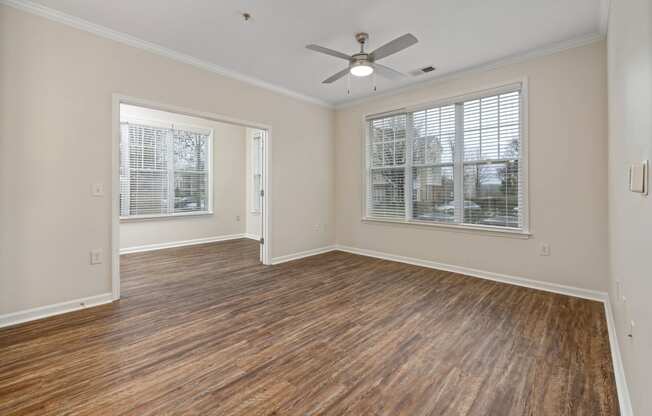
373, 63, 406, 80
322, 67, 350, 84
370, 33, 418, 61
306, 44, 351, 61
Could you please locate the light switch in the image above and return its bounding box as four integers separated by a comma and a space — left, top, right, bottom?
90, 249, 103, 265
629, 161, 648, 194
91, 183, 104, 197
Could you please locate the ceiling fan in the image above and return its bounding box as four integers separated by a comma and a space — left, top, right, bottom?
307, 33, 418, 84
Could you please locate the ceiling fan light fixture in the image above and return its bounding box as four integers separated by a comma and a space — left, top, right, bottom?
307, 33, 417, 84
350, 62, 374, 77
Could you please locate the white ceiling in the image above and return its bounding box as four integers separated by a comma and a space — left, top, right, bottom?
20, 0, 606, 106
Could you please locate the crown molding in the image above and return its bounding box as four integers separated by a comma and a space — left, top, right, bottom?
2, 0, 608, 110
0, 0, 333, 108
600, 0, 611, 35
334, 32, 605, 109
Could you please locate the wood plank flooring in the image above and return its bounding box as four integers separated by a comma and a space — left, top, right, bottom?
0, 239, 619, 415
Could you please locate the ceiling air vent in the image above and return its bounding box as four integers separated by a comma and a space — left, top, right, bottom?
410, 66, 436, 76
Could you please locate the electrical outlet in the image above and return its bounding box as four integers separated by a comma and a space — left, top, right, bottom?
90, 249, 103, 265
539, 243, 551, 256
236, 215, 241, 222
91, 183, 104, 197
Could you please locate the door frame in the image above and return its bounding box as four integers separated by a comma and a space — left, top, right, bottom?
111, 94, 272, 301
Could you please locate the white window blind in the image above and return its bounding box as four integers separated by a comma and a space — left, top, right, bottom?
366, 85, 525, 231
367, 114, 407, 218
120, 121, 212, 219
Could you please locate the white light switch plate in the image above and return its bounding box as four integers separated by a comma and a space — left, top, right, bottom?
90, 249, 103, 265
629, 161, 648, 194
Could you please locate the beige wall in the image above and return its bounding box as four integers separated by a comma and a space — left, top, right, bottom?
0, 3, 618, 348
607, 0, 652, 414
335, 41, 609, 292
245, 128, 262, 238
0, 5, 335, 315
119, 105, 247, 250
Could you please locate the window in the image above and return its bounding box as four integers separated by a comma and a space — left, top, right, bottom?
251, 131, 263, 213
119, 119, 212, 219
365, 84, 526, 232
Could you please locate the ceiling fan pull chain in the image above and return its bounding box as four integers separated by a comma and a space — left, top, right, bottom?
373, 71, 377, 91
347, 72, 351, 95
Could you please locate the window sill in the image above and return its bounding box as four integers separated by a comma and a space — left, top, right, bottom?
361, 217, 531, 239
120, 211, 213, 222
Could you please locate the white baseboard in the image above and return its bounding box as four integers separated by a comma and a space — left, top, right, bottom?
604, 298, 634, 416
271, 245, 337, 265
335, 245, 607, 302
0, 293, 114, 329
244, 233, 260, 241
120, 234, 246, 254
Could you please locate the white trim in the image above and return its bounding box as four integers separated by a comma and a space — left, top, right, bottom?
120, 211, 214, 222
362, 78, 528, 123
271, 245, 337, 265
244, 233, 260, 241
361, 218, 531, 239
120, 234, 247, 255
112, 95, 121, 301
250, 131, 264, 215
604, 298, 634, 416
120, 116, 213, 136
361, 79, 530, 236
520, 77, 531, 233
364, 81, 524, 120
335, 33, 604, 108
0, 293, 114, 329
112, 95, 273, 303
0, 0, 331, 108
335, 245, 607, 302
261, 129, 272, 265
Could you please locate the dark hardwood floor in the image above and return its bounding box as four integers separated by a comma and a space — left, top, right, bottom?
0, 239, 619, 415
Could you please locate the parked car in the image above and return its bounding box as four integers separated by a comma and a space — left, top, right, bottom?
435, 200, 483, 217
412, 200, 483, 222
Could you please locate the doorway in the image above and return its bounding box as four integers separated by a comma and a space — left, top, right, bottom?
111, 96, 271, 300
246, 128, 266, 259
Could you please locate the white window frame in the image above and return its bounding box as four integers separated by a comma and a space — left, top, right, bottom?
250, 131, 263, 214
361, 80, 530, 238
119, 115, 214, 221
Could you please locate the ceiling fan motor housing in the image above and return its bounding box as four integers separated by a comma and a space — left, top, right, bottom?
351, 53, 372, 65
355, 32, 370, 48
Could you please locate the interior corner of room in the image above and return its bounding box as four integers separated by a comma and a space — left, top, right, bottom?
0, 0, 649, 415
